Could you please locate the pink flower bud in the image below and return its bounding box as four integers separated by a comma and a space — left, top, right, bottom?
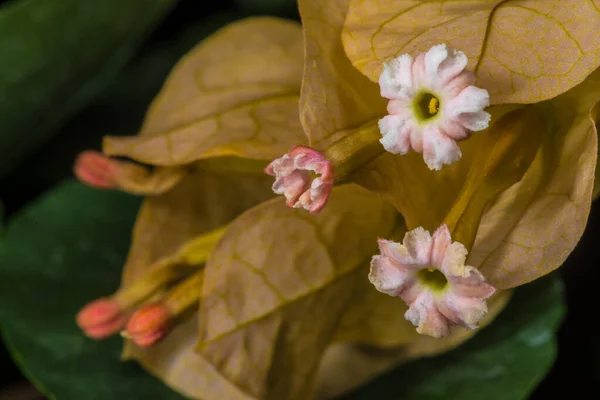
76, 298, 127, 339
73, 151, 118, 189
125, 303, 172, 348
265, 146, 334, 214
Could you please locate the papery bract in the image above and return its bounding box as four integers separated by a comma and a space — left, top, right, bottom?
343, 0, 600, 104
102, 17, 307, 165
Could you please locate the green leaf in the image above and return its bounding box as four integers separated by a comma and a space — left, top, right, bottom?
4, 12, 240, 189
0, 0, 177, 177
0, 180, 185, 400
341, 275, 565, 400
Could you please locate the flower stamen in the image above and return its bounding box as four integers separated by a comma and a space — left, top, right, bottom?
414, 92, 440, 121
428, 96, 439, 115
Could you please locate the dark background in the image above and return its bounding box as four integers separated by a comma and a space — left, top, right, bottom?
0, 0, 598, 398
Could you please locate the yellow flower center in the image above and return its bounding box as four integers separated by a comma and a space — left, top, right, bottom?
417, 268, 448, 292
414, 92, 441, 122
428, 97, 439, 115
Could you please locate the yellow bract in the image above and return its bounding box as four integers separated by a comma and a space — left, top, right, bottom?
298, 0, 600, 291
342, 0, 600, 104
443, 107, 546, 250
196, 185, 397, 399
471, 70, 600, 289
120, 169, 276, 398
103, 17, 307, 166
298, 0, 384, 149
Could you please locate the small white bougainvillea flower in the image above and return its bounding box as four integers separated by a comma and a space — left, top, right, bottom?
378, 44, 491, 170
265, 145, 334, 214
369, 224, 496, 338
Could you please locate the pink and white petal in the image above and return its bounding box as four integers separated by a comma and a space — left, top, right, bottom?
439, 70, 475, 98
422, 126, 462, 170
449, 267, 496, 299
369, 255, 413, 296
424, 44, 449, 88
456, 111, 491, 131
397, 279, 424, 304
438, 48, 469, 85
402, 227, 433, 265
408, 123, 424, 153
290, 147, 325, 169
379, 54, 414, 99
430, 224, 452, 268
443, 293, 488, 329
293, 176, 332, 214
306, 186, 332, 214
405, 293, 450, 338
439, 118, 470, 141
377, 238, 413, 265
446, 86, 490, 118
440, 241, 469, 277
386, 98, 412, 115
411, 53, 427, 88
434, 299, 463, 326
266, 155, 295, 176
272, 170, 309, 205
378, 115, 412, 154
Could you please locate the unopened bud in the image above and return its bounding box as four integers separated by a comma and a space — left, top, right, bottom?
76, 298, 127, 339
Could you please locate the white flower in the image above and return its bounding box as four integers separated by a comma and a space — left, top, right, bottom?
378, 44, 491, 170
369, 224, 496, 338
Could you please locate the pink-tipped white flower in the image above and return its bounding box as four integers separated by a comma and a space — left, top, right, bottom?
265, 146, 334, 214
378, 44, 491, 170
369, 224, 496, 338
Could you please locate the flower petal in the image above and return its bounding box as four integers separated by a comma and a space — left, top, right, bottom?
404, 292, 450, 338
457, 111, 491, 131
424, 43, 449, 87
449, 267, 496, 299
272, 170, 309, 205
430, 224, 452, 268
443, 294, 488, 329
379, 115, 412, 154
379, 54, 414, 99
369, 255, 413, 295
422, 126, 462, 170
402, 227, 433, 265
440, 242, 469, 277
411, 53, 427, 88
446, 86, 490, 117
438, 47, 469, 85
439, 117, 471, 141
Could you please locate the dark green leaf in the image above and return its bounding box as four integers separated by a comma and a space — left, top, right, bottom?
9, 12, 240, 187
342, 275, 565, 400
0, 0, 177, 177
0, 180, 185, 399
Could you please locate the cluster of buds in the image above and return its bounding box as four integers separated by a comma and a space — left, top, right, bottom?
75, 225, 225, 346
